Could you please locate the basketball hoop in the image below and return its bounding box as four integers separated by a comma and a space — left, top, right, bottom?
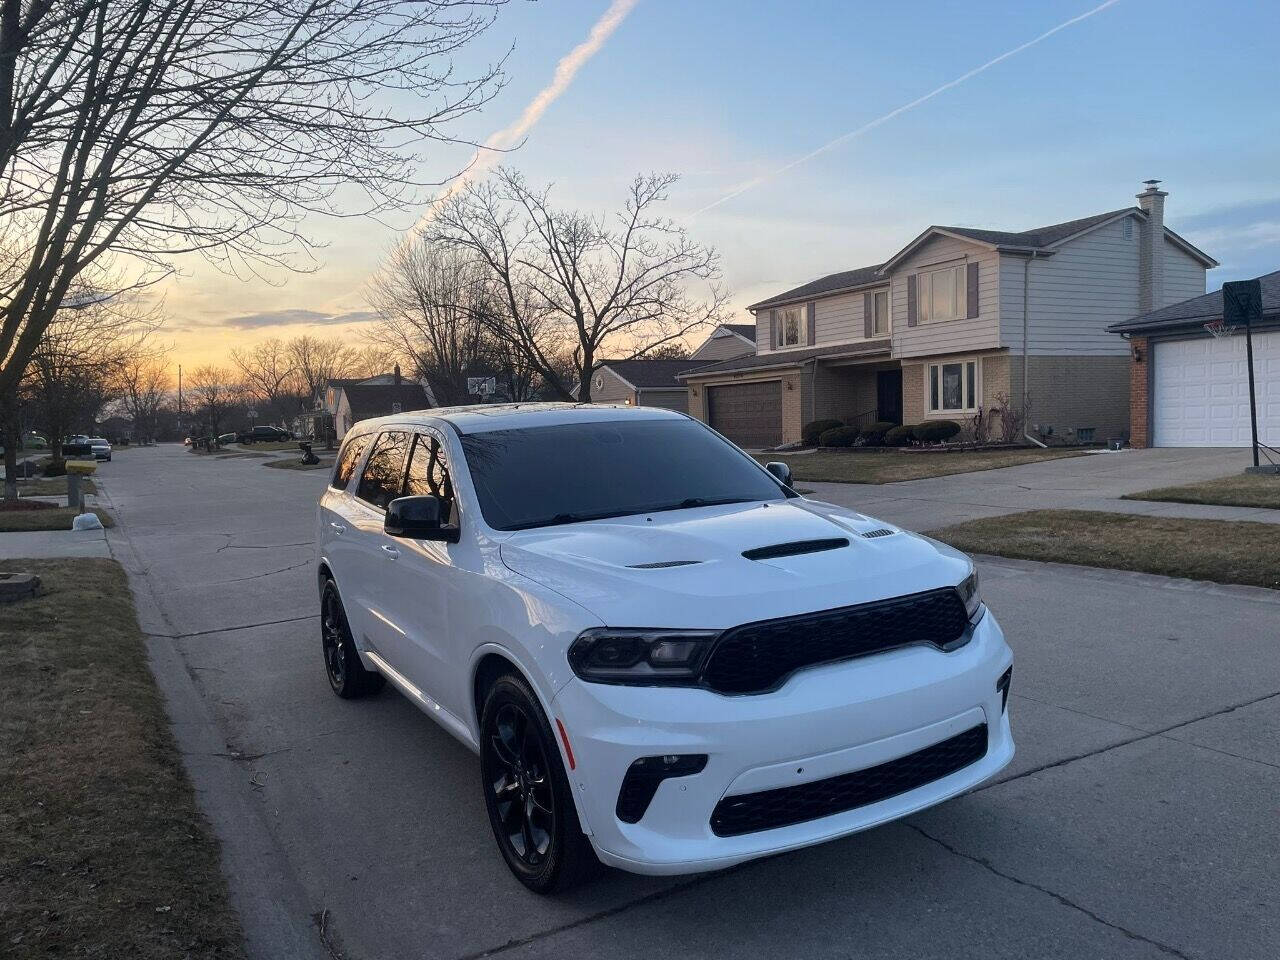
1204, 319, 1237, 339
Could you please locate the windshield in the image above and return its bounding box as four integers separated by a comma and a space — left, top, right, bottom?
460, 419, 789, 531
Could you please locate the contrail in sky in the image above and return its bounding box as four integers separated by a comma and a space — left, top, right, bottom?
691, 0, 1123, 218
410, 0, 640, 233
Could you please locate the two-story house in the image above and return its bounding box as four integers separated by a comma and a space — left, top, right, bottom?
680, 182, 1217, 449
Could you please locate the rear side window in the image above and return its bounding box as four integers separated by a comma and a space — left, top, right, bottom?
355, 432, 410, 510
405, 434, 457, 525
331, 434, 371, 490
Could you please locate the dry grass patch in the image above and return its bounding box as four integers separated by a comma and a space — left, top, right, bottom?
230, 440, 298, 452
263, 457, 334, 471
1123, 472, 1280, 510
756, 447, 1089, 484
0, 506, 114, 532
933, 509, 1280, 590
13, 477, 97, 497
0, 558, 244, 959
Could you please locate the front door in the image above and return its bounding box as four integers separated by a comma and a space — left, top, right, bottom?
877, 369, 903, 424
376, 431, 464, 719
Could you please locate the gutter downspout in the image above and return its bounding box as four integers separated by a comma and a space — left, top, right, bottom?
1022, 252, 1047, 448
808, 357, 819, 426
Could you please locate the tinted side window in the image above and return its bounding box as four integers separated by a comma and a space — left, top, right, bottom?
355, 432, 410, 510
405, 434, 457, 525
331, 434, 371, 490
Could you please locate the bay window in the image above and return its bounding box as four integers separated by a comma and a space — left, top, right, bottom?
928, 358, 979, 414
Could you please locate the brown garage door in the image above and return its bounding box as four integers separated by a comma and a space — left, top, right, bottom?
707, 381, 782, 449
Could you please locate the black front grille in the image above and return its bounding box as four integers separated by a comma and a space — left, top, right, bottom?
710, 724, 988, 837
700, 587, 970, 694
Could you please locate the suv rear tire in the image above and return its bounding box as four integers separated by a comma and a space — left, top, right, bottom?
320, 580, 385, 699
479, 673, 598, 893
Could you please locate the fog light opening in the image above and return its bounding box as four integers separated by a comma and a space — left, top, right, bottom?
616, 754, 708, 824
996, 667, 1012, 713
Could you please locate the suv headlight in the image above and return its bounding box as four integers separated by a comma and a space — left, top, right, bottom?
957, 569, 983, 621
568, 628, 719, 685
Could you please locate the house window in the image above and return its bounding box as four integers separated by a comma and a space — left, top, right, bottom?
928, 359, 979, 413
777, 305, 803, 347
873, 290, 889, 336
917, 264, 968, 323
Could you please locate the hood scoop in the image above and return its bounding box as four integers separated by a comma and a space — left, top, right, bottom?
742, 537, 849, 561
626, 559, 703, 569
861, 528, 895, 539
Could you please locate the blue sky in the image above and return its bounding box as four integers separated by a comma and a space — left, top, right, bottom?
169, 0, 1280, 365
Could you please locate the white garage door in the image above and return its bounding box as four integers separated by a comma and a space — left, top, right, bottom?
1153, 331, 1279, 447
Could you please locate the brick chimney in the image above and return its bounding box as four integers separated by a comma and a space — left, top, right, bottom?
1136, 179, 1168, 312
393, 363, 401, 386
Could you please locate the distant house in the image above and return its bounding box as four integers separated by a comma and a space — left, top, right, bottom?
584, 359, 695, 412
298, 367, 434, 441
679, 181, 1218, 449
1109, 268, 1279, 447
689, 323, 756, 363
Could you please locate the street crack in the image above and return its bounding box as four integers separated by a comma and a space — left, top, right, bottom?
907, 823, 1196, 960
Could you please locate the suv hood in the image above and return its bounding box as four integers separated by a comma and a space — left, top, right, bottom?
499, 499, 970, 628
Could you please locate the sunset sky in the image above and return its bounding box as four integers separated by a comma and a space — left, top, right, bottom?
162, 0, 1280, 370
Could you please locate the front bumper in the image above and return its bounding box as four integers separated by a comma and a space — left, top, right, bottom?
552, 610, 1014, 876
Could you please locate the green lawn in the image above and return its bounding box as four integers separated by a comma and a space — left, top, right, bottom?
933, 509, 1280, 590
1123, 472, 1280, 510
0, 506, 114, 532
0, 558, 245, 958
755, 447, 1089, 484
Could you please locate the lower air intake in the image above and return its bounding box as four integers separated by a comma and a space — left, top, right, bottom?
709, 724, 988, 837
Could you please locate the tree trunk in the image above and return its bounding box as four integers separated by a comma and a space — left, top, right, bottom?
1, 399, 18, 501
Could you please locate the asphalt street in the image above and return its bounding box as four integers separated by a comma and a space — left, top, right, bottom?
96, 444, 1279, 960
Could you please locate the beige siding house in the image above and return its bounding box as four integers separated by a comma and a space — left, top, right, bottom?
682, 182, 1217, 448
585, 359, 694, 412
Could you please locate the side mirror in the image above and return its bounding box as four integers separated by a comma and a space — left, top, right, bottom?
765, 461, 793, 488
385, 495, 459, 542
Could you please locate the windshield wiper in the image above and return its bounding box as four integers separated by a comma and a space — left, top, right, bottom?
660, 496, 758, 512
506, 509, 637, 531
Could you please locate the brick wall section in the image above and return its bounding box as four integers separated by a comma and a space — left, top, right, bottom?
1010, 355, 1130, 441
781, 372, 804, 444
902, 363, 925, 423
811, 365, 879, 424
1128, 337, 1149, 447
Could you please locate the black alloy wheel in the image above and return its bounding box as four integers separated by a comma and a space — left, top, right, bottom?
320, 580, 384, 698
479, 674, 597, 893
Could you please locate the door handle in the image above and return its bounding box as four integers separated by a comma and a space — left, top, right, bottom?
381, 544, 400, 559
329, 522, 346, 535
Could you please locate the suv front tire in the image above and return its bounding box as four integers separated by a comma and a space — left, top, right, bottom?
320, 580, 385, 699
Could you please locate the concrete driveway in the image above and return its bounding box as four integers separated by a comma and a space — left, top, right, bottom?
805, 447, 1271, 531
98, 445, 1278, 960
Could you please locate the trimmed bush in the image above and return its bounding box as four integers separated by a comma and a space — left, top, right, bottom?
884, 424, 917, 447
802, 418, 844, 445
913, 420, 962, 443
818, 426, 861, 447
41, 459, 67, 477
859, 421, 898, 446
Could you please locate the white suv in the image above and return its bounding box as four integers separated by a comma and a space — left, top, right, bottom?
316, 404, 1014, 892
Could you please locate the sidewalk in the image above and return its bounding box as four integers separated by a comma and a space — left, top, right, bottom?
802, 448, 1278, 531
0, 527, 110, 559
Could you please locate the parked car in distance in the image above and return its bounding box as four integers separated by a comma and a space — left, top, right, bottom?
218, 432, 238, 445
316, 404, 1014, 893
238, 425, 292, 443
88, 437, 112, 461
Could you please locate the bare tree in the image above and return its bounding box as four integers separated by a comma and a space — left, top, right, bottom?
186, 366, 240, 443
0, 0, 507, 436
427, 169, 727, 400
116, 356, 173, 444
287, 335, 360, 406
18, 294, 156, 476
348, 343, 401, 380
367, 243, 494, 405
231, 338, 297, 424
